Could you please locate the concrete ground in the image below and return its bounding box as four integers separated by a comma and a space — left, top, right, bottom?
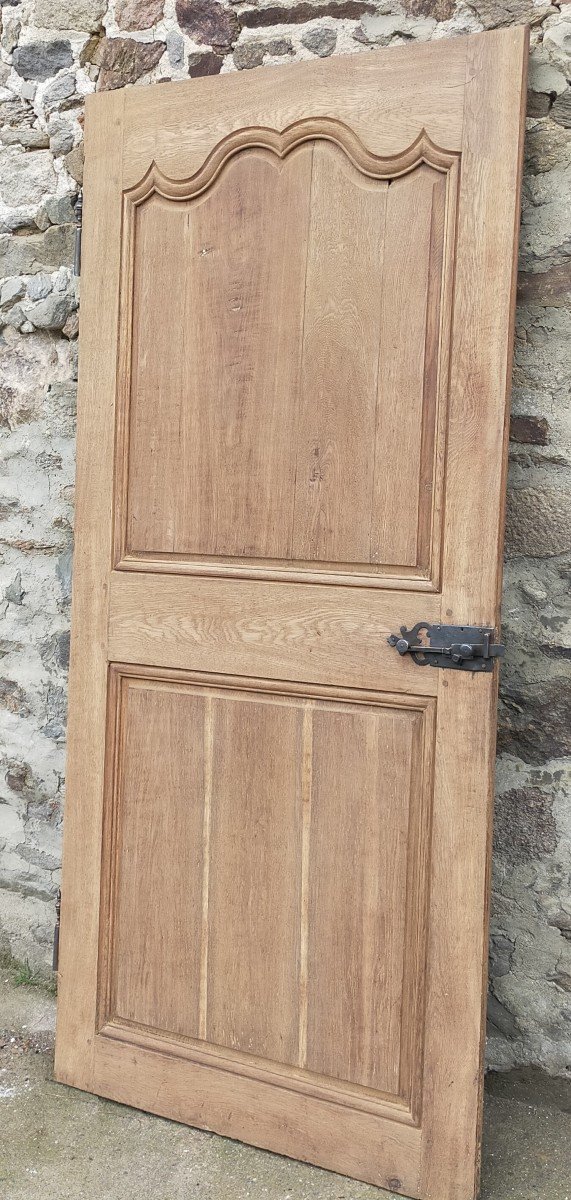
1, 973, 570, 1200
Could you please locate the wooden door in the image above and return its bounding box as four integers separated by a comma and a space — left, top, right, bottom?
55, 28, 528, 1200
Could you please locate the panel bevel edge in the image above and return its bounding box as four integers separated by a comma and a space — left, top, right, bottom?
397, 694, 437, 1126
113, 120, 460, 588
98, 1017, 417, 1126
96, 664, 127, 1033
96, 662, 436, 1127
418, 156, 460, 593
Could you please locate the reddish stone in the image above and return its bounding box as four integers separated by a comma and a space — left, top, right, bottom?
95, 37, 166, 91
175, 0, 239, 49
239, 0, 376, 25
509, 415, 549, 446
517, 261, 571, 306
401, 0, 455, 19
115, 0, 165, 31
188, 50, 223, 76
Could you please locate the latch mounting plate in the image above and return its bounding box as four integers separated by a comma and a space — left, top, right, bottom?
387, 623, 505, 671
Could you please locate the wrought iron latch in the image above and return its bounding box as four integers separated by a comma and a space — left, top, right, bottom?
52, 888, 61, 973
74, 190, 83, 277
387, 623, 505, 672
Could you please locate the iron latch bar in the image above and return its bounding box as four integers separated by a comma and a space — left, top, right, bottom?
387, 622, 505, 672
52, 888, 61, 972
74, 190, 82, 277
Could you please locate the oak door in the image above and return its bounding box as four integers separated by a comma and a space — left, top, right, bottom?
55, 28, 528, 1200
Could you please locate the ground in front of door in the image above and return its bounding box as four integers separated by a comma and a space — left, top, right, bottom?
1, 972, 570, 1200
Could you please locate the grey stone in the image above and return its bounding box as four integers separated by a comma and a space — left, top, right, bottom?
0, 224, 75, 276
301, 26, 337, 56
2, 303, 26, 329
0, 98, 36, 130
0, 127, 50, 149
56, 549, 73, 602
0, 278, 26, 308
41, 194, 76, 226
115, 0, 165, 30
26, 274, 53, 301
356, 12, 436, 43
48, 115, 75, 156
0, 206, 38, 235
468, 0, 545, 29
498, 681, 571, 764
32, 0, 106, 30
166, 30, 185, 69
26, 291, 76, 330
12, 40, 73, 82
505, 487, 571, 558
4, 572, 24, 605
528, 56, 568, 100
401, 0, 455, 18
63, 143, 83, 184
551, 89, 571, 130
494, 786, 558, 866
543, 19, 571, 70
0, 148, 56, 207
490, 934, 515, 979
233, 41, 265, 69
1, 12, 21, 55
44, 381, 76, 436
40, 630, 70, 673
487, 992, 521, 1039
264, 38, 292, 56
41, 73, 77, 112
42, 683, 67, 740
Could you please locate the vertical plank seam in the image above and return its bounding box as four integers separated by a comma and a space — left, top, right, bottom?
199, 694, 213, 1041
298, 699, 313, 1068
415, 173, 439, 574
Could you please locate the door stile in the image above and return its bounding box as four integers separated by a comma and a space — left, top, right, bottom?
54, 87, 125, 1093
419, 27, 528, 1200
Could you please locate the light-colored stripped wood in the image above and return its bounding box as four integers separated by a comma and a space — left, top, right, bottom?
198, 695, 213, 1041
56, 30, 528, 1200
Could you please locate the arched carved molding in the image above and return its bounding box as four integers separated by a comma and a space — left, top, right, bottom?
125, 118, 459, 207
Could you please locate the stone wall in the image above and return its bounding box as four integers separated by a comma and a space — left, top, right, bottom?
0, 0, 570, 1074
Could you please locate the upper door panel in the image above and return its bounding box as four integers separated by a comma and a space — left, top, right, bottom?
118, 127, 457, 589
111, 42, 469, 592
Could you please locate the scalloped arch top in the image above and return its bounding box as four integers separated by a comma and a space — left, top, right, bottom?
126, 117, 458, 205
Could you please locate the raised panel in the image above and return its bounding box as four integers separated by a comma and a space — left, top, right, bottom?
206, 694, 303, 1063
104, 680, 205, 1037
116, 122, 458, 588
100, 667, 434, 1116
306, 705, 418, 1095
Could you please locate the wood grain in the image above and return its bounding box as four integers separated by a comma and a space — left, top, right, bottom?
420, 27, 529, 1200
121, 132, 455, 582
108, 569, 442, 695
291, 142, 387, 562
110, 682, 205, 1037
55, 30, 528, 1200
53, 86, 125, 1092
306, 704, 418, 1096
206, 694, 303, 1063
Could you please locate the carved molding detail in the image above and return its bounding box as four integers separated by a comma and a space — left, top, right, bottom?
115, 119, 460, 591
125, 117, 459, 206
